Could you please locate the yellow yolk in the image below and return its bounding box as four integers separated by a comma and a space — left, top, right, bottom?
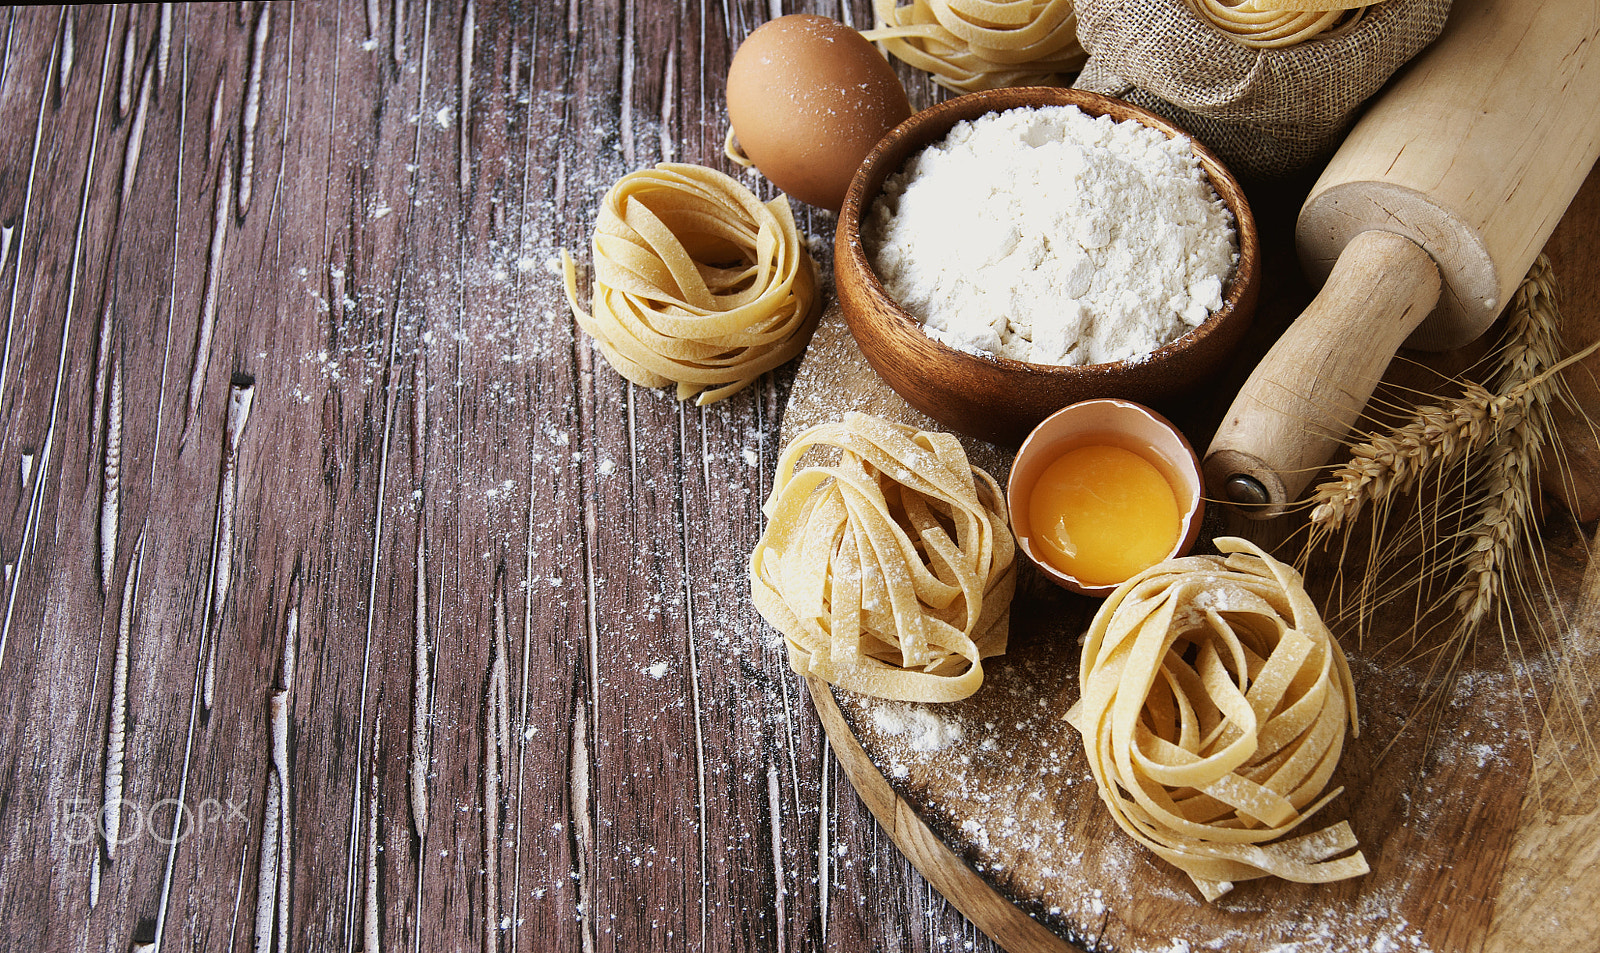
1027, 444, 1182, 587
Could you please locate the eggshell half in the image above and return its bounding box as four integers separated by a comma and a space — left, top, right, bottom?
1006, 399, 1206, 598
726, 14, 911, 213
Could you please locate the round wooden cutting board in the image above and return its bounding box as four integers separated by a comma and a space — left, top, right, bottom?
774, 166, 1600, 952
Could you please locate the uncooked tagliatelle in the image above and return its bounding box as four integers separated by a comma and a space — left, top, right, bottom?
750, 413, 1015, 702
863, 0, 1087, 92
1184, 0, 1369, 49
1066, 537, 1368, 900
562, 163, 820, 405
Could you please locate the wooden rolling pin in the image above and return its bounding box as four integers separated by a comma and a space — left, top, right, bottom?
1204, 0, 1600, 518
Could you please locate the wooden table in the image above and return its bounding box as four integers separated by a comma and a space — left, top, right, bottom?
2, 4, 1596, 953
0, 3, 972, 951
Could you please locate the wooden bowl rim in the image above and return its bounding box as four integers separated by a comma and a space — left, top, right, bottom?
837, 86, 1260, 380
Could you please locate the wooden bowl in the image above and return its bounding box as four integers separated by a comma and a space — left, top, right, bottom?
834, 87, 1260, 447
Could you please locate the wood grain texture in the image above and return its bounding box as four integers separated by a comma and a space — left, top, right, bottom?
1299, 0, 1600, 344
1204, 229, 1441, 518
1543, 163, 1600, 521
3, 5, 1596, 953
0, 4, 1001, 952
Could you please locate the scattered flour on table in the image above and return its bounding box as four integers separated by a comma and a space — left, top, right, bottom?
871, 702, 965, 752
864, 104, 1236, 366
277, 84, 912, 941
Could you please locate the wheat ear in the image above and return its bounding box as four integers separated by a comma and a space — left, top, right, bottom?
1308, 386, 1495, 532
1449, 257, 1564, 635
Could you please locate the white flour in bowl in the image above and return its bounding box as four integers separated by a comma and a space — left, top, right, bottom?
863, 104, 1237, 366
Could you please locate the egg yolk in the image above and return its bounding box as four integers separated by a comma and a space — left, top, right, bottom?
1027, 444, 1182, 587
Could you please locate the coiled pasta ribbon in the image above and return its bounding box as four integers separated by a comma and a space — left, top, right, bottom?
1066, 537, 1368, 900
751, 413, 1016, 702
1184, 0, 1368, 48
863, 0, 1087, 92
562, 163, 820, 405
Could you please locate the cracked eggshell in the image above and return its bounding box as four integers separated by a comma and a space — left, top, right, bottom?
726, 14, 911, 213
1006, 399, 1205, 598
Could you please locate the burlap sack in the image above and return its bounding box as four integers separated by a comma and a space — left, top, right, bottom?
1073, 0, 1451, 178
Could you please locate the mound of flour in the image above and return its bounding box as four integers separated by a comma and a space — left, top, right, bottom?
864, 105, 1237, 366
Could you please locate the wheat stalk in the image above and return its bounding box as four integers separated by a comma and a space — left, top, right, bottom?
1308, 255, 1600, 648
1302, 255, 1600, 773
1448, 257, 1564, 637
1492, 257, 1564, 394
1451, 421, 1539, 626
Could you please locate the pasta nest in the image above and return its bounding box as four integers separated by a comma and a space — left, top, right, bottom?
1066, 537, 1368, 900
1183, 0, 1369, 49
863, 0, 1088, 92
562, 163, 821, 405
751, 413, 1016, 702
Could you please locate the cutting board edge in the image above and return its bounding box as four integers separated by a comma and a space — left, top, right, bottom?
808, 676, 1085, 953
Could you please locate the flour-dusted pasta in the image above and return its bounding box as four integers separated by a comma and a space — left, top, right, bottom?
863, 0, 1087, 92
1066, 537, 1367, 900
751, 413, 1015, 702
1184, 0, 1368, 48
562, 163, 821, 405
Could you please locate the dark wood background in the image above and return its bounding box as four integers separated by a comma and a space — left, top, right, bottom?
0, 2, 1002, 951
2, 4, 1596, 953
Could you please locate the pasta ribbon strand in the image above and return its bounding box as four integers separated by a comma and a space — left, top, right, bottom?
562, 163, 820, 405
1184, 0, 1368, 48
1066, 537, 1366, 899
751, 413, 1015, 702
864, 0, 1087, 92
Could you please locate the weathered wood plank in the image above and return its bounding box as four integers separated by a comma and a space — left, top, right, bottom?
0, 3, 1003, 952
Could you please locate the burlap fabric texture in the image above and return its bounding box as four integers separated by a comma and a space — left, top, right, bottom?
1073, 0, 1451, 179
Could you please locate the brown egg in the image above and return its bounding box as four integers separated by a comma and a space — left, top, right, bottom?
726, 14, 912, 213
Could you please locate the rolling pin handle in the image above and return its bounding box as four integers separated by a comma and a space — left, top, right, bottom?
1204, 229, 1443, 519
